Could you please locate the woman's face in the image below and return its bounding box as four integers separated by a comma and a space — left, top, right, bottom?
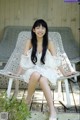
33, 25, 46, 38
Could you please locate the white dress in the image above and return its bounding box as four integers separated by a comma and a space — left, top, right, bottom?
20, 49, 63, 86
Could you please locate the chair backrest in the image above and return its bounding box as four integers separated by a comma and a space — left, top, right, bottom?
0, 26, 31, 62
0, 26, 79, 64
3, 31, 65, 73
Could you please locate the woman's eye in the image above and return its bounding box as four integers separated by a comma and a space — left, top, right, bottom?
42, 27, 45, 30
36, 27, 40, 29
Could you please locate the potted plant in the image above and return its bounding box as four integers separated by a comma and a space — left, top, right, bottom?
0, 92, 31, 120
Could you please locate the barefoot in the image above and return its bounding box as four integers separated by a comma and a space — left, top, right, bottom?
49, 117, 57, 120
26, 96, 32, 107
49, 112, 57, 120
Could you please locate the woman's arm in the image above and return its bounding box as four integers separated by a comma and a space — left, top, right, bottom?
48, 40, 56, 56
16, 66, 24, 76
58, 65, 75, 77
23, 39, 32, 55
48, 40, 76, 77
16, 39, 32, 76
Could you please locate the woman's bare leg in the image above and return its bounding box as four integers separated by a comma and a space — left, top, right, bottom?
26, 72, 41, 104
39, 76, 56, 120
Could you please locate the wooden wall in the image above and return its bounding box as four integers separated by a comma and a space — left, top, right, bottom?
0, 0, 79, 44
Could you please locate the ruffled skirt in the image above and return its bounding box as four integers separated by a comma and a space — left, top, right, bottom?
20, 65, 62, 86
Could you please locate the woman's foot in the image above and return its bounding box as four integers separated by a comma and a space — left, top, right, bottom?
49, 117, 57, 120
49, 111, 57, 120
26, 96, 32, 109
26, 98, 31, 105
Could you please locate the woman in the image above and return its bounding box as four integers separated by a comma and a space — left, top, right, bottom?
16, 19, 75, 120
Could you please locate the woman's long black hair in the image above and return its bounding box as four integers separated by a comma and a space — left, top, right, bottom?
31, 19, 48, 64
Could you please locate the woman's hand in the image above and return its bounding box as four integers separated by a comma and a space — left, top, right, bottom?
62, 71, 76, 77
7, 72, 19, 77
58, 64, 76, 77
16, 66, 24, 76
7, 66, 24, 79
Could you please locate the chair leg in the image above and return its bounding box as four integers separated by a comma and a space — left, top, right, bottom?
72, 63, 77, 82
58, 79, 71, 108
64, 79, 71, 107
14, 80, 19, 97
58, 80, 62, 99
7, 78, 14, 98
58, 81, 66, 108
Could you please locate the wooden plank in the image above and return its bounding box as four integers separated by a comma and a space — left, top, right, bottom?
0, 0, 79, 44
46, 0, 53, 26
32, 0, 39, 21
0, 0, 5, 29
9, 0, 15, 25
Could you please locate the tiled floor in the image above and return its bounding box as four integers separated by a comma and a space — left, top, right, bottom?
0, 79, 80, 112
0, 79, 80, 120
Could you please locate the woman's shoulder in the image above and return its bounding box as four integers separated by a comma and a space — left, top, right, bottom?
48, 39, 53, 44
48, 39, 56, 56
24, 39, 32, 55
48, 40, 55, 48
25, 39, 31, 45
25, 39, 32, 48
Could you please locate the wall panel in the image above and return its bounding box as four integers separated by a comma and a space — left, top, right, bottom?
0, 0, 79, 44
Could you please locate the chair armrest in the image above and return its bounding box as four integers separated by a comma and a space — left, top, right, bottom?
58, 71, 80, 81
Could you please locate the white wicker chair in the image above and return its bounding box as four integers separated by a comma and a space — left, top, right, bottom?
0, 31, 79, 107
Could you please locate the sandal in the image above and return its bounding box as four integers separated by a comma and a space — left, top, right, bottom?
49, 117, 57, 120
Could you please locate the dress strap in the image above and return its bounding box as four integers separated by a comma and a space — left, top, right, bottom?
38, 74, 43, 82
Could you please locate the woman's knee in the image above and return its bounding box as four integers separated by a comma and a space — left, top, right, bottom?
39, 76, 48, 84
30, 72, 40, 82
